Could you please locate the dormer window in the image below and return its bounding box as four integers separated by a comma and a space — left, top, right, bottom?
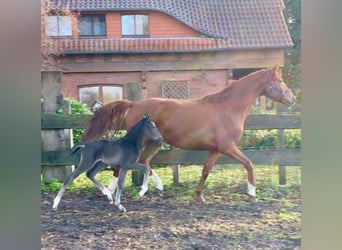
121, 14, 149, 37
79, 14, 106, 37
45, 16, 72, 37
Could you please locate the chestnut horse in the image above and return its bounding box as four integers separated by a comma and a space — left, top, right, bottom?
81, 65, 296, 202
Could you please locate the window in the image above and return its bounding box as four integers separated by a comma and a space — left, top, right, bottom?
79, 85, 123, 108
79, 14, 106, 36
161, 80, 190, 99
121, 14, 149, 37
45, 16, 72, 36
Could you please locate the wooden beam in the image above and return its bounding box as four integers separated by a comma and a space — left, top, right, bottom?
59, 49, 284, 73
41, 113, 301, 130
41, 148, 301, 166
41, 113, 92, 129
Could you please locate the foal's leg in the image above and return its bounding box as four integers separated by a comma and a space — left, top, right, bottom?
195, 151, 221, 202
86, 161, 113, 202
139, 142, 163, 192
108, 167, 120, 194
125, 163, 150, 197
114, 169, 128, 212
221, 144, 256, 199
52, 162, 89, 210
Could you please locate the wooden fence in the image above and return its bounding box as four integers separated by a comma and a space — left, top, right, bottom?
41, 113, 301, 184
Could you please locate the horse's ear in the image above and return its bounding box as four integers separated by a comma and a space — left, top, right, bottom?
144, 113, 150, 119
272, 65, 279, 74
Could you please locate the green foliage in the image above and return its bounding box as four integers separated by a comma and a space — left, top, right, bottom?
285, 129, 301, 149
41, 165, 301, 205
284, 0, 301, 112
240, 129, 301, 150
66, 98, 92, 144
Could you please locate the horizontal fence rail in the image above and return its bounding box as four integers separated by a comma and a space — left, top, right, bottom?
41, 113, 301, 130
41, 113, 301, 166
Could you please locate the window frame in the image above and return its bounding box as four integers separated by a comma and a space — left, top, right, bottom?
121, 14, 149, 37
79, 14, 107, 37
44, 15, 72, 37
78, 84, 124, 108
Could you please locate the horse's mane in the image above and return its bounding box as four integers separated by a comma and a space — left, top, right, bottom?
201, 69, 266, 103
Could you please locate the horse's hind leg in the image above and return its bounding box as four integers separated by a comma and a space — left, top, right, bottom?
52, 163, 87, 210
86, 161, 113, 202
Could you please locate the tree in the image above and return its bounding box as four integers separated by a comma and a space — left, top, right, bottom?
41, 0, 78, 71
283, 0, 301, 111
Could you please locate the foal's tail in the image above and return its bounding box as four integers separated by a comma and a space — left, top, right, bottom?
70, 142, 86, 155
81, 100, 132, 141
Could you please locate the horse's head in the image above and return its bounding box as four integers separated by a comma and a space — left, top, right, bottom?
142, 113, 163, 145
264, 65, 296, 107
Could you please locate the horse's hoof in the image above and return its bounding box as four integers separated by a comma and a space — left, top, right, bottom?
117, 204, 127, 212
195, 192, 206, 203
245, 194, 258, 202
109, 200, 114, 205
157, 190, 163, 197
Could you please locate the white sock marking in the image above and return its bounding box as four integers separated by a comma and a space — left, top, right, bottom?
150, 172, 163, 191
108, 176, 118, 194
247, 182, 256, 197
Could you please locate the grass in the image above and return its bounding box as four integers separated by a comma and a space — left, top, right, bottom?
41, 165, 301, 249
41, 164, 301, 203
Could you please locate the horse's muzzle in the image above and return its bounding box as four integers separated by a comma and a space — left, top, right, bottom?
287, 96, 296, 107
153, 136, 163, 145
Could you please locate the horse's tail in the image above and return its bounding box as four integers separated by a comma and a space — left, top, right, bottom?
81, 100, 132, 141
70, 142, 86, 155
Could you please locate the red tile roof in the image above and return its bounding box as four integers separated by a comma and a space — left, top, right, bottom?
51, 0, 293, 53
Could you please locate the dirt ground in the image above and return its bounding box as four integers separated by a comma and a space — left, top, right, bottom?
41, 189, 301, 250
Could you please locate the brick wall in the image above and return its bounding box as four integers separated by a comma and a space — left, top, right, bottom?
88, 10, 201, 38
61, 69, 228, 102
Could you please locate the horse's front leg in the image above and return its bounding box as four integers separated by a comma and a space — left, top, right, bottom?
195, 151, 221, 203
139, 142, 163, 192
139, 167, 150, 197
125, 162, 150, 197
115, 169, 127, 212
222, 144, 256, 200
108, 166, 120, 194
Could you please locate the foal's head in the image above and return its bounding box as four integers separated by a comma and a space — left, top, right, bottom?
130, 113, 163, 145
264, 65, 296, 107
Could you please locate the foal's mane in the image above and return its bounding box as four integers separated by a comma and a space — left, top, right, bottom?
125, 116, 148, 139
201, 69, 267, 103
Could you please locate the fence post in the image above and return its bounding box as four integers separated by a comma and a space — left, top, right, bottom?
277, 68, 286, 185
278, 128, 286, 185
172, 164, 180, 185
127, 81, 144, 186
41, 71, 74, 184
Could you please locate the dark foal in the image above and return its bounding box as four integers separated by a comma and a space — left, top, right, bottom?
52, 113, 163, 212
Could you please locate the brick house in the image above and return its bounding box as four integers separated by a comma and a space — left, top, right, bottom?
47, 0, 293, 109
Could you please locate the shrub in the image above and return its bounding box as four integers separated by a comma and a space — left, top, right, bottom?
240, 129, 301, 150
66, 98, 92, 144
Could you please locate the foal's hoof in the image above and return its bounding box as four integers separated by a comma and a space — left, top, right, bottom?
117, 204, 127, 212
109, 200, 114, 205
157, 189, 163, 197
